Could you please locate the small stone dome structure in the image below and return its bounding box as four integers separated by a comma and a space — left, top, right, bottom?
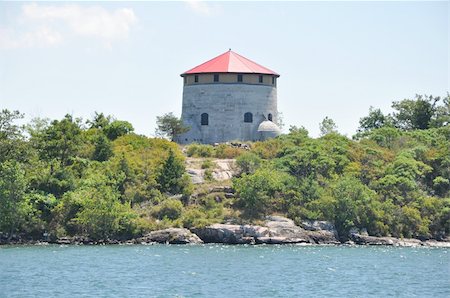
257, 120, 281, 141
177, 50, 281, 144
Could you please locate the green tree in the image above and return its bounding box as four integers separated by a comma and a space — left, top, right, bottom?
0, 161, 28, 239
355, 107, 393, 138
156, 150, 191, 195
92, 134, 113, 162
38, 114, 83, 166
153, 198, 184, 220
330, 176, 377, 240
103, 120, 134, 140
0, 109, 27, 163
392, 94, 440, 130
234, 167, 291, 219
319, 116, 338, 136
155, 112, 190, 141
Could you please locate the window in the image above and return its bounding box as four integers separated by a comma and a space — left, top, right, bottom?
259, 75, 263, 83
237, 74, 243, 82
214, 74, 219, 82
244, 112, 253, 123
184, 77, 187, 85
195, 75, 199, 83
201, 113, 209, 125
272, 77, 275, 85
268, 113, 273, 121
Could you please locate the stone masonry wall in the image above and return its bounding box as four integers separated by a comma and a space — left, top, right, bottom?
178, 83, 277, 144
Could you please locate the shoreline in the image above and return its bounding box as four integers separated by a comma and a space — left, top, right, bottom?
3, 216, 448, 248
2, 240, 449, 248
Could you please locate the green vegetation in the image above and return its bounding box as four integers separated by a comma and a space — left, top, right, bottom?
232, 94, 449, 240
0, 94, 449, 242
155, 112, 190, 141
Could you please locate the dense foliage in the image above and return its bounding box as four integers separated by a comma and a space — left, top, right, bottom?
233, 94, 449, 240
0, 94, 448, 242
0, 111, 191, 241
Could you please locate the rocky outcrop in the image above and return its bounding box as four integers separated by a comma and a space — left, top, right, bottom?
192, 224, 268, 244
300, 220, 340, 244
185, 158, 237, 184
349, 233, 450, 247
137, 228, 203, 244
192, 216, 339, 245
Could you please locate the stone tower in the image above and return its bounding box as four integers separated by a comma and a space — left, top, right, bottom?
177, 50, 281, 144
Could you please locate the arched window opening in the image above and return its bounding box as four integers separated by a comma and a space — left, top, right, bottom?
201, 113, 209, 126
268, 113, 273, 121
244, 112, 253, 123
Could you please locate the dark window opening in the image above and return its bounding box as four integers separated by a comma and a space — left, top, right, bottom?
237, 74, 243, 82
268, 113, 273, 121
201, 113, 209, 125
195, 75, 199, 83
259, 75, 263, 83
214, 74, 219, 82
272, 77, 275, 85
244, 112, 253, 123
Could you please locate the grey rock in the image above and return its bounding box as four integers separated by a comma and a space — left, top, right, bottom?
192, 224, 252, 244
192, 216, 340, 245
138, 228, 203, 244
187, 169, 205, 184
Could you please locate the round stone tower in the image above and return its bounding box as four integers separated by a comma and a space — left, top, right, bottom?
177, 50, 281, 144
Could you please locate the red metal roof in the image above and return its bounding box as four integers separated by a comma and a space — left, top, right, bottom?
182, 50, 279, 76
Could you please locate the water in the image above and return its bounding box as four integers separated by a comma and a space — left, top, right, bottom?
0, 245, 448, 297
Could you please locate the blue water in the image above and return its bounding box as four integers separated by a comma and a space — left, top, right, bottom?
0, 245, 448, 297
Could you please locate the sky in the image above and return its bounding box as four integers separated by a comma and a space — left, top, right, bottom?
0, 1, 448, 137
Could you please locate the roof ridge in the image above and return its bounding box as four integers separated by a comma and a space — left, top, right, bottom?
231, 51, 277, 74
182, 50, 279, 76
183, 50, 229, 74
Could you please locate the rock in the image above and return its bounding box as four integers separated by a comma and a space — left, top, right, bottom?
55, 237, 72, 245
209, 186, 234, 193
138, 228, 203, 244
423, 240, 450, 248
265, 216, 340, 244
187, 169, 205, 184
193, 216, 340, 245
256, 236, 310, 244
300, 220, 340, 244
265, 215, 296, 228
192, 224, 258, 244
350, 234, 397, 246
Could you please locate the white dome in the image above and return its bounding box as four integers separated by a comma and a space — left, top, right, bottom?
257, 120, 281, 133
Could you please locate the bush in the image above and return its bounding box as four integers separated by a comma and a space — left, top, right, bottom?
201, 159, 214, 169
152, 198, 184, 220
236, 152, 262, 175
186, 144, 214, 157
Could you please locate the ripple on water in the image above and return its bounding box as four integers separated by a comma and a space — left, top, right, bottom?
0, 245, 448, 297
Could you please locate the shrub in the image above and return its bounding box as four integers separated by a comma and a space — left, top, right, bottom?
186, 144, 214, 157
152, 198, 184, 220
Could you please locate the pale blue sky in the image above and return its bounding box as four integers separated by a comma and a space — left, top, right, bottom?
0, 1, 448, 137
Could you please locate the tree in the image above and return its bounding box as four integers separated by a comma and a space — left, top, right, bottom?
72, 185, 137, 240
0, 161, 28, 239
355, 107, 393, 138
103, 120, 134, 140
319, 116, 338, 136
0, 109, 26, 163
155, 112, 190, 141
392, 94, 439, 130
92, 134, 113, 162
38, 114, 83, 166
234, 167, 291, 219
156, 150, 190, 195
331, 176, 377, 241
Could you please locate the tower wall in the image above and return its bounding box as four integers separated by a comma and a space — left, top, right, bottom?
178, 83, 278, 144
